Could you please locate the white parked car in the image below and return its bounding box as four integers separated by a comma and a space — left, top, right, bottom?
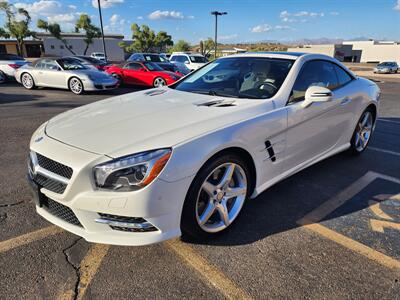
90, 52, 106, 61
27, 53, 380, 246
170, 52, 208, 71
0, 53, 29, 83
15, 57, 118, 95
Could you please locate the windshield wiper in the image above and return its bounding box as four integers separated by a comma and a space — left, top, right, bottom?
191, 90, 239, 98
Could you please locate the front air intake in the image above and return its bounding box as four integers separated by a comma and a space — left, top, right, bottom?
95, 213, 158, 232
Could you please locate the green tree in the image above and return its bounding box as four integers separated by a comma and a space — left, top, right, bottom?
170, 39, 191, 53
0, 26, 9, 38
0, 1, 35, 57
75, 14, 101, 55
37, 19, 76, 55
120, 23, 173, 53
199, 38, 214, 57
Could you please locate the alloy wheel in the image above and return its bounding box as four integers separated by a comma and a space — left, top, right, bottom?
153, 77, 166, 88
195, 163, 247, 233
22, 73, 33, 89
70, 78, 83, 94
354, 111, 373, 152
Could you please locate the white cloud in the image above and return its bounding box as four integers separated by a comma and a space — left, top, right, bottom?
148, 10, 185, 20
274, 25, 292, 30
47, 13, 76, 23
279, 10, 324, 22
68, 5, 77, 10
250, 24, 272, 33
91, 0, 124, 9
187, 15, 195, 19
395, 0, 400, 10
110, 14, 119, 25
219, 34, 238, 41
14, 0, 62, 15
330, 11, 339, 16
137, 16, 144, 20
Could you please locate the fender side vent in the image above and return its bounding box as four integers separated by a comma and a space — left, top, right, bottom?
265, 140, 276, 162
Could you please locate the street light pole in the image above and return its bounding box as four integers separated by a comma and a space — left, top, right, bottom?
211, 11, 227, 59
97, 0, 107, 61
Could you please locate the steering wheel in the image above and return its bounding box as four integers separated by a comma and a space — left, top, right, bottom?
258, 81, 278, 93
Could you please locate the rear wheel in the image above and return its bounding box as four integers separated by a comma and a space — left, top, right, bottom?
69, 77, 84, 95
0, 70, 6, 84
181, 154, 251, 240
153, 77, 166, 88
349, 108, 374, 155
21, 73, 35, 89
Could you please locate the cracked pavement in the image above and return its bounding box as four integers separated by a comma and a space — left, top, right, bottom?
0, 80, 399, 299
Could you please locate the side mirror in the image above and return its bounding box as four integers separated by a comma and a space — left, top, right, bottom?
184, 61, 190, 64
139, 68, 147, 72
301, 86, 332, 108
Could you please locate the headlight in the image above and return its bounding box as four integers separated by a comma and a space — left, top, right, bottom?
93, 149, 172, 191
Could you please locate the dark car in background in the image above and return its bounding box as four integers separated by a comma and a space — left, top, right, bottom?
64, 55, 111, 71
127, 53, 188, 75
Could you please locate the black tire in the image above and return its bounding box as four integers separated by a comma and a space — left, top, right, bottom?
0, 70, 6, 84
181, 153, 252, 240
21, 73, 36, 90
69, 77, 84, 95
349, 107, 375, 155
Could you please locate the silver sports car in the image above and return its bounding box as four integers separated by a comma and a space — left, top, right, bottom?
15, 57, 119, 94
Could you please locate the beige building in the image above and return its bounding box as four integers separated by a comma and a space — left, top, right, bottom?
287, 44, 361, 62
288, 40, 400, 64
343, 40, 400, 63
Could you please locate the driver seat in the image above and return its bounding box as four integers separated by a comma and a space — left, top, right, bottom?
240, 61, 271, 92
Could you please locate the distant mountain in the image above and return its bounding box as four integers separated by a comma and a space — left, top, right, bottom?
228, 37, 373, 46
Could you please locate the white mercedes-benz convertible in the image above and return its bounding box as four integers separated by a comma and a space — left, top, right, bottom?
28, 52, 380, 245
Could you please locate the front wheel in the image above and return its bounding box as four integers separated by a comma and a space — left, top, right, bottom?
111, 73, 123, 85
69, 77, 84, 95
181, 154, 251, 240
21, 73, 35, 89
349, 108, 374, 155
153, 77, 166, 88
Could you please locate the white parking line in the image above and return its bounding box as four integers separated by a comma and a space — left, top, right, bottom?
368, 147, 400, 157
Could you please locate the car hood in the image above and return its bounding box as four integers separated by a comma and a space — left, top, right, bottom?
71, 69, 112, 79
45, 88, 266, 157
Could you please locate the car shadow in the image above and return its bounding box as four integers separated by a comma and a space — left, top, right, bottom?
182, 119, 400, 246
0, 91, 44, 104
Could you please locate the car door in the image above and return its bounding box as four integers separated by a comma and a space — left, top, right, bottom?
121, 62, 142, 85
284, 60, 350, 171
37, 59, 66, 88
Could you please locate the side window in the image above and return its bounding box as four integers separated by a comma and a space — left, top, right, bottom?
35, 60, 44, 68
290, 60, 338, 103
44, 60, 59, 70
334, 65, 353, 87
125, 63, 142, 70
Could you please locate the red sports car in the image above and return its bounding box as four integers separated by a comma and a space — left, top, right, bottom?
105, 61, 182, 87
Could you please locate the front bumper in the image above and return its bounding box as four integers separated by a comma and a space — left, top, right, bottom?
28, 133, 193, 246
83, 78, 119, 91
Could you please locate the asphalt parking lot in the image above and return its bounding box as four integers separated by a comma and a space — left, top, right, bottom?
0, 79, 399, 299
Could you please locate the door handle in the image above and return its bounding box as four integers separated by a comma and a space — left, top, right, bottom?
340, 97, 351, 106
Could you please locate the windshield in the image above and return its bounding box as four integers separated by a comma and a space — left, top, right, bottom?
378, 62, 394, 67
57, 58, 87, 70
190, 56, 207, 63
173, 57, 294, 99
143, 62, 164, 71
143, 54, 166, 62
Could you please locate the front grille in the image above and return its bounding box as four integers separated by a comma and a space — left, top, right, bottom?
34, 173, 67, 194
43, 198, 82, 227
36, 153, 73, 179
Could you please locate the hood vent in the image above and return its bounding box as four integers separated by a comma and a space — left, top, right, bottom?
197, 99, 236, 107
144, 89, 167, 96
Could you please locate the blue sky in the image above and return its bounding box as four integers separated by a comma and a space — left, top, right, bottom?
3, 0, 400, 43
